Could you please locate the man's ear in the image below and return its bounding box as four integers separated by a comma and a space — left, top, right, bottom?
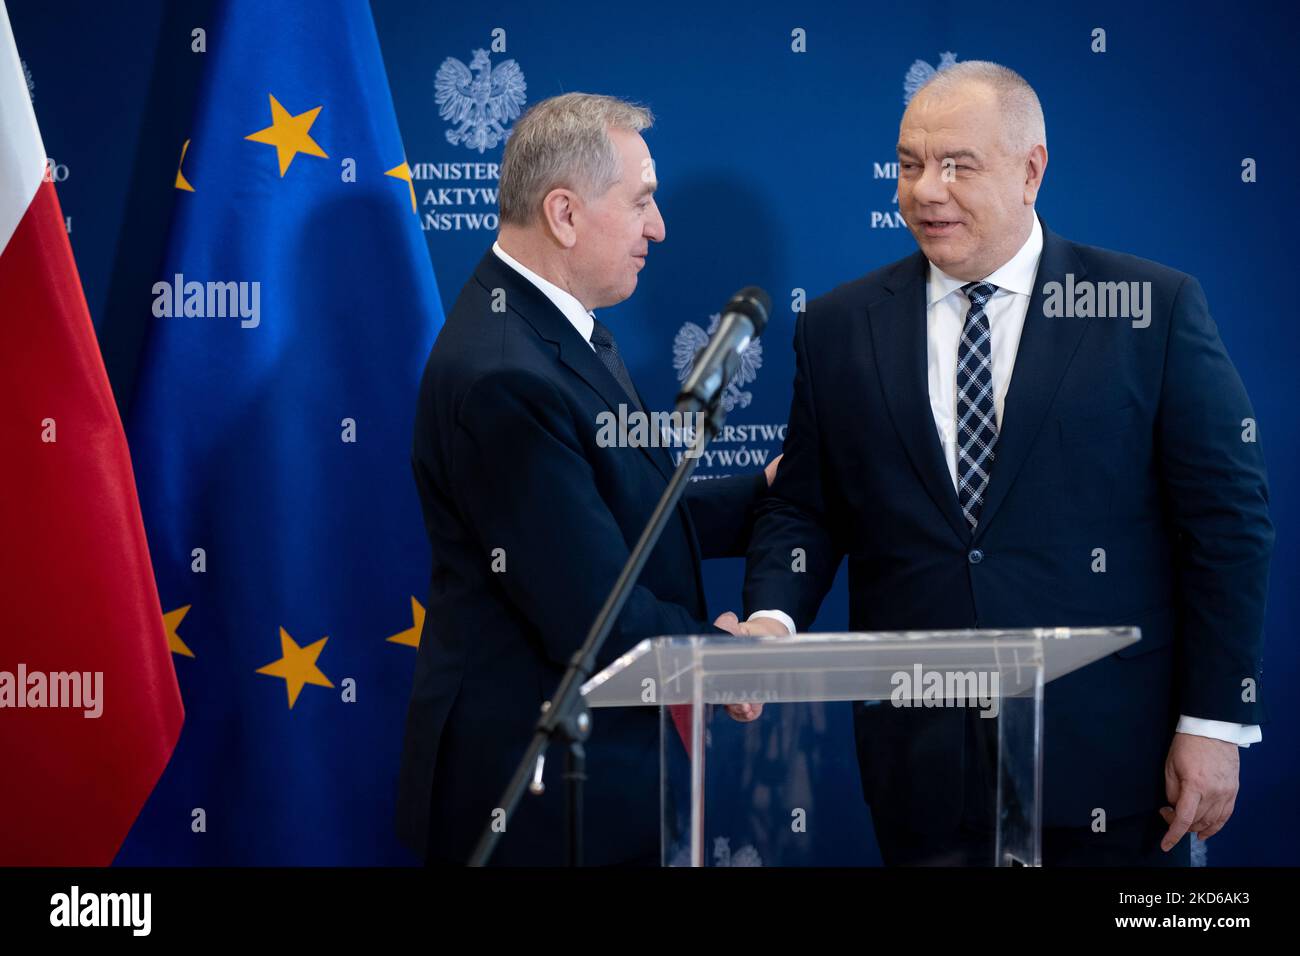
1023, 144, 1048, 206
541, 188, 579, 248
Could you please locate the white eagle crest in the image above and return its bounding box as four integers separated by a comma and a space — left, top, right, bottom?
903, 51, 958, 104
435, 48, 527, 153
673, 313, 763, 412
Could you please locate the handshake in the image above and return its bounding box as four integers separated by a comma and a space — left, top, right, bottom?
706, 453, 788, 724
712, 610, 788, 723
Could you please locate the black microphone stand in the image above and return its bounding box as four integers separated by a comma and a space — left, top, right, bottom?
469, 396, 728, 867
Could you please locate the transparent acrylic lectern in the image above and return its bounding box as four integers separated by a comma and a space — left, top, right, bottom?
582, 627, 1137, 867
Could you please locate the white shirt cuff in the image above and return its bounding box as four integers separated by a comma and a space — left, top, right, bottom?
1176, 715, 1261, 747
748, 610, 796, 635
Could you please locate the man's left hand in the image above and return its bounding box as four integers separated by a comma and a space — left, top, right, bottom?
1159, 732, 1240, 850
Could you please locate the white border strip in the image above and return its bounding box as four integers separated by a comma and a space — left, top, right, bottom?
0, 0, 49, 257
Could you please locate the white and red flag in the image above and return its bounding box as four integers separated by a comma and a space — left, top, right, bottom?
0, 0, 183, 865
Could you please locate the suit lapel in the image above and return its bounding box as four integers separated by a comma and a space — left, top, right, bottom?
474, 250, 675, 483
973, 224, 1090, 538
474, 251, 703, 607
869, 252, 972, 544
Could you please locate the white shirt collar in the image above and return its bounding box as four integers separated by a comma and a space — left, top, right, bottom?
492, 240, 595, 345
927, 214, 1043, 305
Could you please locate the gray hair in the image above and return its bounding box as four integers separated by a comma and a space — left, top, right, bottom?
498, 92, 654, 225
912, 60, 1046, 155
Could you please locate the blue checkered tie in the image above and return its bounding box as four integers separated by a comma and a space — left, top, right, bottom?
956, 281, 999, 529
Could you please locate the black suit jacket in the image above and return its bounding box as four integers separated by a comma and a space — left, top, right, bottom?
743, 220, 1272, 832
396, 248, 765, 864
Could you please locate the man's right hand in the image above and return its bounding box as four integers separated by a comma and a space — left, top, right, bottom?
735, 616, 791, 637
713, 612, 789, 638
713, 612, 773, 721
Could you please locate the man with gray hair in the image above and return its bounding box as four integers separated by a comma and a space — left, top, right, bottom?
740, 61, 1272, 865
396, 93, 771, 866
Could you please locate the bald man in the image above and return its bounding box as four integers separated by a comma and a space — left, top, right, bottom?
740, 61, 1272, 865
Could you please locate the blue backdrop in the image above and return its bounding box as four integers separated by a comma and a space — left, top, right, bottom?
10, 0, 1296, 865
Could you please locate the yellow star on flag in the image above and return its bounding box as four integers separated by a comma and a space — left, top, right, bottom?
385, 160, 417, 214
256, 627, 334, 709
164, 604, 194, 657
386, 596, 426, 648
245, 94, 329, 176
174, 139, 195, 192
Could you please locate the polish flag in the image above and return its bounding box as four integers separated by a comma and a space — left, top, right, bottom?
0, 1, 183, 864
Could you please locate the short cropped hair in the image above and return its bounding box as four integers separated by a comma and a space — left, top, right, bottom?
498, 92, 654, 225
913, 60, 1046, 154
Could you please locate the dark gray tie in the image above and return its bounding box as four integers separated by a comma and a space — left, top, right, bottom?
589, 318, 643, 412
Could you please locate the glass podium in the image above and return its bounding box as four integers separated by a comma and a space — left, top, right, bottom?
582, 626, 1138, 866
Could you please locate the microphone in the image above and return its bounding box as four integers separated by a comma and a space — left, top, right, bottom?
676, 286, 771, 414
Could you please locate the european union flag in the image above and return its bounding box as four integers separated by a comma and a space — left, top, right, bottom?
120, 0, 442, 864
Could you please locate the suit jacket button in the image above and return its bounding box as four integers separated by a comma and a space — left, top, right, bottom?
968, 549, 984, 564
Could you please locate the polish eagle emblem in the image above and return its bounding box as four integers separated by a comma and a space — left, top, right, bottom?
673, 313, 763, 412
903, 51, 958, 104
434, 48, 527, 153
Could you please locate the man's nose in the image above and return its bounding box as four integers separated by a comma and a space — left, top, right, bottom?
646, 198, 666, 243
911, 160, 951, 205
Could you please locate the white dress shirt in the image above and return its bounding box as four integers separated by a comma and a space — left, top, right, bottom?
927, 216, 1041, 485
493, 240, 595, 351
750, 217, 1259, 747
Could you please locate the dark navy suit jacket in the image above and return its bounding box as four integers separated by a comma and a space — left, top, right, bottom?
743, 221, 1272, 833
396, 248, 765, 865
